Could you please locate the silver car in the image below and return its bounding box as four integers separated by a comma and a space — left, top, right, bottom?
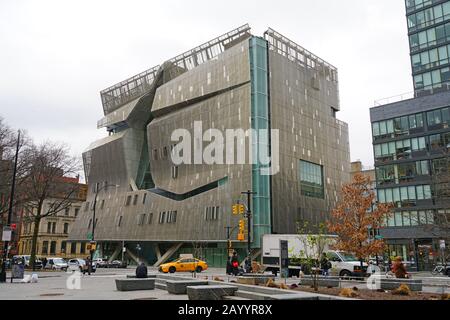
45, 257, 68, 271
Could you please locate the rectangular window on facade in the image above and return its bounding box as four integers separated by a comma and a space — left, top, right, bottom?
100, 199, 105, 209
47, 222, 51, 233
148, 213, 153, 224
42, 241, 49, 255
133, 194, 138, 205
125, 195, 132, 206
50, 241, 56, 255
159, 212, 165, 224
403, 212, 411, 227
63, 223, 69, 234
75, 208, 79, 217
70, 242, 77, 254
138, 214, 146, 225
80, 243, 85, 254
65, 207, 70, 216
299, 160, 324, 199
142, 193, 147, 204
410, 211, 419, 226
117, 216, 122, 227
395, 212, 403, 227
61, 241, 67, 254
52, 222, 56, 234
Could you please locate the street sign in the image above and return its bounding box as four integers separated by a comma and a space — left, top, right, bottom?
375, 235, 383, 240
2, 227, 12, 241
87, 233, 93, 240
440, 240, 446, 250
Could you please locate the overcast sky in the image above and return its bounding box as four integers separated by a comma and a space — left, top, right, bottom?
0, 0, 412, 169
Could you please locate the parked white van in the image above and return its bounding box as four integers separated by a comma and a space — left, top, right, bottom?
326, 250, 368, 278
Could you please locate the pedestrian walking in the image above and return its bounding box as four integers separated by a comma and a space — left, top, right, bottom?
83, 256, 92, 275
320, 253, 331, 277
231, 251, 239, 276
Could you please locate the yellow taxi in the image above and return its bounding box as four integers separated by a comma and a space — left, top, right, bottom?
159, 258, 208, 273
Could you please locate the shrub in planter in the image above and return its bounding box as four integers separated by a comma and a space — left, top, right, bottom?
392, 284, 411, 296
339, 288, 359, 298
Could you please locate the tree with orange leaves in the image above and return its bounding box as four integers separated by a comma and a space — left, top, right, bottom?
328, 173, 393, 270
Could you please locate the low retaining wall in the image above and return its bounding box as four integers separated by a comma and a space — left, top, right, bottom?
187, 285, 238, 300
166, 280, 209, 294
380, 278, 423, 291
300, 277, 340, 288
115, 278, 155, 291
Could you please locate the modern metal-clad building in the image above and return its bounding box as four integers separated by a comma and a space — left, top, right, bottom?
69, 25, 350, 267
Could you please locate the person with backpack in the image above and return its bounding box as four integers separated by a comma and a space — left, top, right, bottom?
320, 253, 331, 277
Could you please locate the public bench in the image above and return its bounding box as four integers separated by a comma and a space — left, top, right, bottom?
166, 280, 209, 294
115, 278, 155, 291
186, 285, 238, 300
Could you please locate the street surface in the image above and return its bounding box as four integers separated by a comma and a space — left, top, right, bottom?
0, 267, 448, 299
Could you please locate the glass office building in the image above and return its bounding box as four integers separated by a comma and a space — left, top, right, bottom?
369, 1, 450, 271
407, 0, 450, 92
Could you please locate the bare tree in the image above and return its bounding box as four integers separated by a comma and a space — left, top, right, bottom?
0, 118, 31, 222
295, 221, 331, 291
21, 142, 82, 270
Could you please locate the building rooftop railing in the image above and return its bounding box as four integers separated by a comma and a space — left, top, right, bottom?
100, 24, 252, 115
264, 28, 338, 83
374, 82, 450, 107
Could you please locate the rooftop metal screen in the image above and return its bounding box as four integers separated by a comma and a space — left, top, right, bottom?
264, 28, 338, 83
100, 24, 252, 115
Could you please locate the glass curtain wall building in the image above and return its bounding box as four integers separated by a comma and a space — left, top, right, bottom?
369, 1, 450, 271
407, 0, 450, 92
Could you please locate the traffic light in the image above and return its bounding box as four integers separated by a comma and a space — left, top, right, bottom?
238, 219, 245, 233
237, 233, 245, 241
10, 223, 17, 230
232, 204, 238, 215
239, 204, 245, 214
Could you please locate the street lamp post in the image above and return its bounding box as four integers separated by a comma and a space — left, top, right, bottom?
0, 130, 20, 283
241, 190, 256, 273
89, 184, 119, 272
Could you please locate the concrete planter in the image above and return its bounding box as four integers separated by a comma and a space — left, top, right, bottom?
300, 277, 340, 288
187, 285, 238, 300
166, 280, 209, 294
115, 278, 156, 291
379, 278, 423, 291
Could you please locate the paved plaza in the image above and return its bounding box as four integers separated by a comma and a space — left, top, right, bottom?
0, 267, 448, 300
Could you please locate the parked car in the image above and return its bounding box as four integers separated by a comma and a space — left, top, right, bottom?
68, 258, 96, 273
45, 257, 68, 271
12, 255, 43, 269
107, 260, 127, 268
159, 258, 208, 273
93, 258, 108, 268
